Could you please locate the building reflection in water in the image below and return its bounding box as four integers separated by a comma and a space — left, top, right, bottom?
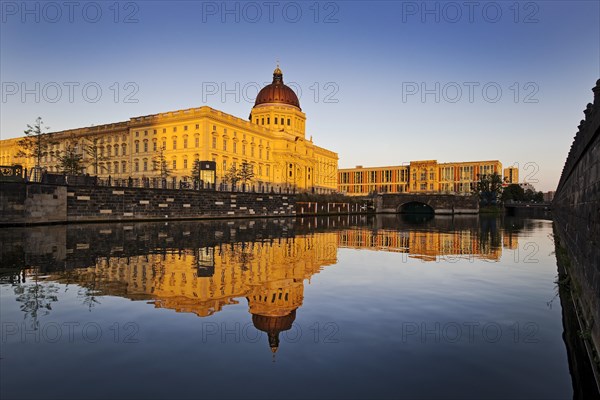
1, 215, 518, 353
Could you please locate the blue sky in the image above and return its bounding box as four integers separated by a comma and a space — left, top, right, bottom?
1, 0, 598, 191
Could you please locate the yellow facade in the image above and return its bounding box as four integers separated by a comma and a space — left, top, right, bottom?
338, 160, 510, 196
503, 167, 519, 184
0, 67, 338, 193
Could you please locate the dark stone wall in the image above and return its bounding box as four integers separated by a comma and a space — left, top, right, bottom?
65, 186, 296, 222
0, 182, 66, 225
0, 183, 296, 225
553, 79, 600, 380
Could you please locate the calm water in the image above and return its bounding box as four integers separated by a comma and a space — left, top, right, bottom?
0, 215, 573, 399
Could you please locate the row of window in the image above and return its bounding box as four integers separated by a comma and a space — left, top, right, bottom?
254, 116, 291, 126
134, 124, 201, 137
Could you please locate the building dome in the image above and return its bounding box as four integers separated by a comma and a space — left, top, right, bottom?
254, 66, 301, 110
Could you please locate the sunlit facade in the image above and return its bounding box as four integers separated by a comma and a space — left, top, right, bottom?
338, 160, 518, 196
0, 67, 338, 193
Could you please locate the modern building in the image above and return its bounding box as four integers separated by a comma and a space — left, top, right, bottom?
338, 160, 517, 196
0, 66, 339, 193
518, 182, 537, 193
503, 167, 519, 186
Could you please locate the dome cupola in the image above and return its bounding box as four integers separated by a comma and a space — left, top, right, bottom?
254, 65, 301, 110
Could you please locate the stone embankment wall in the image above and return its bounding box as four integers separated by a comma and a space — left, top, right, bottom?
553, 79, 600, 383
0, 183, 296, 225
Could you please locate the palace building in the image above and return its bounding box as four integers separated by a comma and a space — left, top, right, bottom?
0, 66, 339, 193
338, 160, 519, 196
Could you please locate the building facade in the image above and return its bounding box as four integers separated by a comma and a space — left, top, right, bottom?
0, 67, 338, 193
338, 160, 518, 196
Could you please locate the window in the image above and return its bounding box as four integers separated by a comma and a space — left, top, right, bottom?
135, 131, 139, 137
122, 161, 126, 173
259, 148, 262, 159
183, 137, 188, 149
114, 146, 119, 156
144, 130, 148, 136
266, 165, 270, 177
242, 144, 246, 155
143, 159, 148, 171
275, 117, 278, 124
195, 136, 199, 148
251, 146, 255, 157
223, 139, 227, 151
135, 141, 139, 153
107, 145, 112, 156
255, 119, 258, 124
172, 138, 177, 150
143, 140, 148, 153
107, 163, 111, 173
184, 125, 188, 131
287, 118, 290, 126
173, 127, 177, 132
266, 150, 269, 160
114, 162, 119, 173
163, 128, 166, 133
183, 159, 188, 169
212, 137, 217, 149
122, 144, 127, 155
267, 117, 270, 124
195, 124, 199, 129
233, 142, 237, 153
261, 118, 264, 125
172, 159, 177, 170
162, 140, 166, 149
153, 140, 157, 151
222, 160, 227, 171
134, 160, 139, 172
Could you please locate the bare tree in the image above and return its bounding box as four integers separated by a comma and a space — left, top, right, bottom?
238, 161, 255, 188
56, 135, 85, 175
83, 137, 109, 175
152, 146, 171, 180
223, 164, 240, 189
17, 117, 57, 172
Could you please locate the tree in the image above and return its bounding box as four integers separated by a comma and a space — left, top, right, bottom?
223, 165, 240, 188
152, 146, 170, 180
189, 159, 202, 185
502, 184, 525, 202
83, 137, 109, 175
56, 136, 85, 175
238, 161, 255, 188
473, 173, 505, 205
17, 117, 57, 171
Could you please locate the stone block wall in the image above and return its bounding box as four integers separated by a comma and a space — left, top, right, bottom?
65, 186, 296, 222
553, 79, 600, 378
0, 182, 66, 225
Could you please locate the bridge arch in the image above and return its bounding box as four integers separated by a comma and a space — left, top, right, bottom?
398, 201, 435, 214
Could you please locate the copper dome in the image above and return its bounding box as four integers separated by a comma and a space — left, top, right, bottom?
254, 67, 301, 110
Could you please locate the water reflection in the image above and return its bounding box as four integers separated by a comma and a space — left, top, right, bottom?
1, 215, 577, 399
1, 215, 522, 352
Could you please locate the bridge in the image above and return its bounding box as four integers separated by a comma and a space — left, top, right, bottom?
375, 193, 479, 214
